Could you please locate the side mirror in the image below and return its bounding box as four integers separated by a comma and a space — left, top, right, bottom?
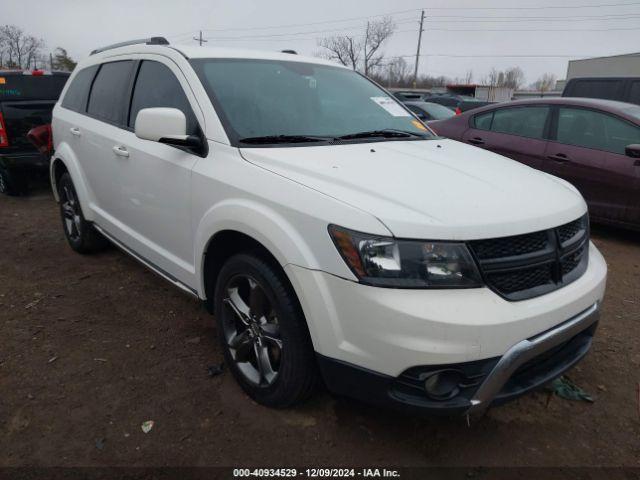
625, 144, 640, 159
135, 107, 186, 142
135, 107, 203, 153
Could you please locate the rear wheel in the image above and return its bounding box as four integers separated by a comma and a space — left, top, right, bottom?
214, 253, 318, 407
57, 173, 108, 253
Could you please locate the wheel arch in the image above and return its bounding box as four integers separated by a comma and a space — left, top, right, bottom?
49, 143, 95, 221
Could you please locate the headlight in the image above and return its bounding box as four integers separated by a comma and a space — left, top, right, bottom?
328, 225, 483, 288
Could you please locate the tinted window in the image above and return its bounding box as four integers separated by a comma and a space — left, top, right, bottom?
556, 107, 640, 155
61, 66, 97, 112
629, 81, 640, 105
87, 61, 133, 124
0, 73, 68, 101
491, 106, 549, 139
128, 61, 198, 134
568, 79, 624, 100
473, 111, 493, 130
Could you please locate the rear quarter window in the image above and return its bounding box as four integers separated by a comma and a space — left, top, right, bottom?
61, 66, 98, 113
87, 61, 134, 125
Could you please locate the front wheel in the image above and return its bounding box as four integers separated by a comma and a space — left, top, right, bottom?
57, 173, 108, 253
214, 253, 319, 407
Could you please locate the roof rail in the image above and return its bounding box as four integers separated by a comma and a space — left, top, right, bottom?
90, 37, 170, 55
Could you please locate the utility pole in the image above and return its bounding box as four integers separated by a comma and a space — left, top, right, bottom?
193, 30, 208, 47
413, 10, 425, 89
49, 53, 54, 71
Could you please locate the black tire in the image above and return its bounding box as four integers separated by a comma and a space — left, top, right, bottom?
214, 253, 319, 407
57, 172, 108, 253
0, 165, 28, 196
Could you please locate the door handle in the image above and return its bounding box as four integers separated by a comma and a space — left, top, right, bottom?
468, 137, 485, 146
547, 153, 569, 163
69, 127, 81, 137
112, 145, 129, 158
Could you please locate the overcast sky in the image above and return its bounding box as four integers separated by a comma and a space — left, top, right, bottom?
4, 0, 640, 85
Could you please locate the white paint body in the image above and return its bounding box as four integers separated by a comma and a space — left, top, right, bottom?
51, 44, 607, 377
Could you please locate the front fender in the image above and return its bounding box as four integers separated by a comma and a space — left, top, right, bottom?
194, 198, 321, 298
50, 142, 96, 222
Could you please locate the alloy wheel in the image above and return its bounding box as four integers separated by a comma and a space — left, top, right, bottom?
222, 274, 283, 387
60, 184, 82, 242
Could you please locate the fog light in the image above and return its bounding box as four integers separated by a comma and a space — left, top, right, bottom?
423, 370, 463, 400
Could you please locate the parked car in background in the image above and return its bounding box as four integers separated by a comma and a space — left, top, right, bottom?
0, 70, 69, 195
392, 91, 426, 102
403, 101, 455, 122
563, 77, 640, 105
426, 95, 494, 114
430, 97, 640, 230
51, 39, 606, 415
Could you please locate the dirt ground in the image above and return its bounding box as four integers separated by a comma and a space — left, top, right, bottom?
1, 182, 639, 469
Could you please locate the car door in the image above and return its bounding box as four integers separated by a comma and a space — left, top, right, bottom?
113, 58, 205, 285
544, 106, 640, 225
461, 105, 551, 170
82, 60, 136, 222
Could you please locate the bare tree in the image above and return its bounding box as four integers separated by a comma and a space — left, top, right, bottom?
0, 25, 44, 69
317, 35, 360, 70
502, 67, 525, 90
362, 18, 395, 76
383, 56, 411, 87
318, 18, 395, 75
533, 73, 557, 93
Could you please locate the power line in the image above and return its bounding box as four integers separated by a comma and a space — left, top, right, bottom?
201, 8, 423, 33
423, 1, 640, 9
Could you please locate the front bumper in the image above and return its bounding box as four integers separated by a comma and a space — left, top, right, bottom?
285, 241, 607, 414
316, 302, 598, 415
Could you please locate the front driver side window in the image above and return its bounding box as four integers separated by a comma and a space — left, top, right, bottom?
128, 61, 199, 135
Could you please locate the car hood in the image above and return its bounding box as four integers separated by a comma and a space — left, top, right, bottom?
239, 139, 586, 240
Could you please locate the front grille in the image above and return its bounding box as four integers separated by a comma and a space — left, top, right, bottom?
469, 215, 589, 301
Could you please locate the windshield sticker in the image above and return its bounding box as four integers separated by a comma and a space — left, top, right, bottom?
370, 96, 411, 117
411, 119, 428, 131
0, 78, 5, 84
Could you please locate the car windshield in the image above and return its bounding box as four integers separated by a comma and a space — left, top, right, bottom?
190, 58, 435, 146
422, 102, 456, 120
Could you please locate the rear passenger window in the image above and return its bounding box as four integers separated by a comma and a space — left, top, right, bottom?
473, 111, 493, 130
556, 107, 640, 155
61, 66, 98, 112
87, 61, 134, 124
490, 106, 549, 139
129, 61, 198, 135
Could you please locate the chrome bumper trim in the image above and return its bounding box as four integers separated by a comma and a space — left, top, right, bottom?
467, 301, 600, 415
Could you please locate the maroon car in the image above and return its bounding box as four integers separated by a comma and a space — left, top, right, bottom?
430, 98, 640, 231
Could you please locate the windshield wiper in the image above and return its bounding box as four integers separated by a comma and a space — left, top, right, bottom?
337, 129, 426, 141
238, 134, 333, 145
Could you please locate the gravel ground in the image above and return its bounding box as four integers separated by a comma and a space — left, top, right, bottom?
1, 184, 639, 469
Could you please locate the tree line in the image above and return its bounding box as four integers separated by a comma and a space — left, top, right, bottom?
317, 18, 558, 91
0, 24, 76, 71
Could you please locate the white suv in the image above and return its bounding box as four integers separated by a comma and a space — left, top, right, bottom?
50, 38, 607, 415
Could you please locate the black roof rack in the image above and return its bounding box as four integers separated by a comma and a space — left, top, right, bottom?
90, 37, 169, 55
